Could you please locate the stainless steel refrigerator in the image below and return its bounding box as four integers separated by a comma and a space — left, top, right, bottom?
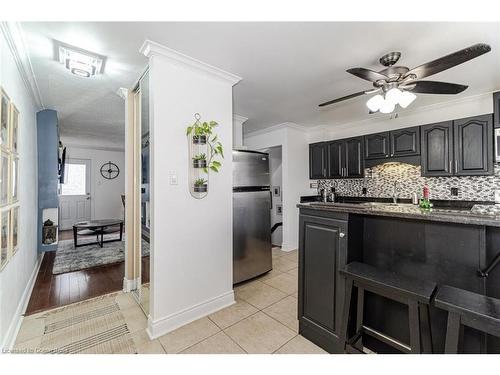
233, 150, 272, 284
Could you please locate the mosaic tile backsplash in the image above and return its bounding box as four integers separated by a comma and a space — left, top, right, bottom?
318, 163, 500, 202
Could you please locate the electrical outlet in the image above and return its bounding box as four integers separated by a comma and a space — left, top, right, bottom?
362, 187, 367, 195
451, 187, 459, 196
310, 182, 318, 189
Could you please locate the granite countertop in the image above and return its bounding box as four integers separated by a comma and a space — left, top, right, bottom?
297, 201, 500, 227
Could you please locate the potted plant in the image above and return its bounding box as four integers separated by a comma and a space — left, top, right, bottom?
192, 153, 207, 168
194, 178, 208, 193
187, 120, 218, 144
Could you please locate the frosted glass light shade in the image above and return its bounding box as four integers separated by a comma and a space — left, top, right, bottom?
379, 99, 395, 114
385, 88, 403, 105
366, 94, 384, 112
398, 91, 417, 108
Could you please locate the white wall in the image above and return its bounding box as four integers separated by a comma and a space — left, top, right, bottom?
141, 41, 241, 338
268, 146, 282, 246
0, 30, 39, 350
62, 145, 125, 220
245, 124, 314, 251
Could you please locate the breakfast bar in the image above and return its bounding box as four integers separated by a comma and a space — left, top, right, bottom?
297, 202, 500, 354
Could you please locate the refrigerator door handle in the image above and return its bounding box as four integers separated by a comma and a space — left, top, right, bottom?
270, 190, 273, 210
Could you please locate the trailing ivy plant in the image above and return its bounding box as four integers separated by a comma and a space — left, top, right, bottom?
186, 118, 224, 174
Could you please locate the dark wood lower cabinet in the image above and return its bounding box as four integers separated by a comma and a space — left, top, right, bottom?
298, 207, 500, 353
298, 211, 348, 353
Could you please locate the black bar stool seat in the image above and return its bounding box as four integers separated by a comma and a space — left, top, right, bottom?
340, 262, 437, 354
435, 285, 500, 353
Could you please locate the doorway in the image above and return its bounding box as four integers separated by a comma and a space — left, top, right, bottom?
268, 146, 283, 247
59, 158, 91, 230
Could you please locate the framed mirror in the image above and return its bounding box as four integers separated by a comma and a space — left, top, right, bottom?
0, 89, 9, 150
10, 104, 18, 153
0, 151, 9, 206
11, 206, 19, 255
0, 209, 9, 270
11, 156, 18, 202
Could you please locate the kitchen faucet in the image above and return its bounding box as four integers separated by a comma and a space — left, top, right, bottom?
392, 182, 399, 204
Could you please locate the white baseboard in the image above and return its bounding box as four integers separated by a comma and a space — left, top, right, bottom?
280, 242, 298, 252
1, 252, 44, 351
122, 277, 138, 292
146, 290, 235, 340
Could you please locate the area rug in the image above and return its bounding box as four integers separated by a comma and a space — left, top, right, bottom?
16, 292, 137, 354
52, 234, 150, 275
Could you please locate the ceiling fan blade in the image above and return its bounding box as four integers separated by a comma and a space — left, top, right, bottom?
404, 81, 468, 94
318, 91, 367, 107
405, 43, 491, 79
347, 68, 389, 82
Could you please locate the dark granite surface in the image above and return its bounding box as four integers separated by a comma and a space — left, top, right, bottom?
297, 201, 500, 227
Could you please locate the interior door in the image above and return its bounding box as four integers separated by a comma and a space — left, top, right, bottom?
59, 158, 91, 230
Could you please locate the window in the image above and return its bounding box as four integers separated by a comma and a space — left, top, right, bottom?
60, 162, 87, 195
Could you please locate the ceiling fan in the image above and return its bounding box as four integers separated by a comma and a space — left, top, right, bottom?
318, 43, 491, 114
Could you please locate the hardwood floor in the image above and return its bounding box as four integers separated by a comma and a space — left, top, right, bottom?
25, 230, 149, 315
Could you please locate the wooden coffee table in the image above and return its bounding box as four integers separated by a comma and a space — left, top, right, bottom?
72, 219, 124, 248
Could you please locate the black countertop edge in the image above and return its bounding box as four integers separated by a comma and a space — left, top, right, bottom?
300, 195, 495, 209
297, 202, 500, 227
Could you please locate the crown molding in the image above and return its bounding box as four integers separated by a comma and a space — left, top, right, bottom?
233, 114, 248, 124
140, 39, 242, 86
0, 22, 43, 109
64, 143, 125, 153
244, 121, 308, 138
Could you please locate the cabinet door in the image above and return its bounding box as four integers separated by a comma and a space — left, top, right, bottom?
421, 121, 454, 176
494, 92, 500, 129
309, 143, 326, 179
454, 114, 493, 176
345, 137, 364, 177
390, 126, 420, 157
327, 141, 344, 178
299, 214, 347, 340
364, 132, 390, 159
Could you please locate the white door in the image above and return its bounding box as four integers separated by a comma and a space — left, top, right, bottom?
59, 158, 92, 230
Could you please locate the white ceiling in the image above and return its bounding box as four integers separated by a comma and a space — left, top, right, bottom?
20, 22, 500, 143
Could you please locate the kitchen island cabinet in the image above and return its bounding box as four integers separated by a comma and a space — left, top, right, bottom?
297, 202, 500, 353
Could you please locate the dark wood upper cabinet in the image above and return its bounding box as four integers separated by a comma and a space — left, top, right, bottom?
309, 142, 327, 179
390, 126, 420, 157
345, 137, 364, 178
494, 91, 500, 128
364, 132, 390, 159
327, 141, 343, 179
421, 121, 454, 177
453, 114, 493, 176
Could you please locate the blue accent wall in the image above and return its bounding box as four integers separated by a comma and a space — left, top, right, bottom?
37, 109, 59, 252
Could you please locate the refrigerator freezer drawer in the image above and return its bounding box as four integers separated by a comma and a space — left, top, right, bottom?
233, 190, 272, 284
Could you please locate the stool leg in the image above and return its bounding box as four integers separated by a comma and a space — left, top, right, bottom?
340, 278, 354, 352
419, 304, 433, 354
408, 300, 421, 354
355, 287, 365, 351
444, 312, 461, 354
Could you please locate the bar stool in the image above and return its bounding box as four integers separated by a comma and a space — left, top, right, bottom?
435, 285, 500, 353
339, 262, 437, 354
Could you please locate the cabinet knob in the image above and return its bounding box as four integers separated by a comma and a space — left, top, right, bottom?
339, 232, 345, 238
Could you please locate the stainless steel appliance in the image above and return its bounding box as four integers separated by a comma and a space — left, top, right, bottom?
495, 128, 500, 163
233, 150, 272, 284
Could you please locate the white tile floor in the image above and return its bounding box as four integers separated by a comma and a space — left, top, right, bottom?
14, 248, 327, 354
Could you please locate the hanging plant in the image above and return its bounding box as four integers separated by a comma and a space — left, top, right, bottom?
186, 117, 224, 173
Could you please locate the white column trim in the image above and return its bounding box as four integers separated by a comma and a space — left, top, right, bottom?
139, 40, 242, 86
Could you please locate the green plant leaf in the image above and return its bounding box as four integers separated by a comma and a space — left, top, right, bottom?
212, 160, 221, 167
210, 121, 218, 127
210, 165, 219, 172
186, 126, 193, 136
202, 167, 208, 174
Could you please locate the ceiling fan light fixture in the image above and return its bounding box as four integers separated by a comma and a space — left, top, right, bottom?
366, 94, 384, 112
398, 91, 417, 108
385, 88, 403, 105
379, 99, 395, 114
